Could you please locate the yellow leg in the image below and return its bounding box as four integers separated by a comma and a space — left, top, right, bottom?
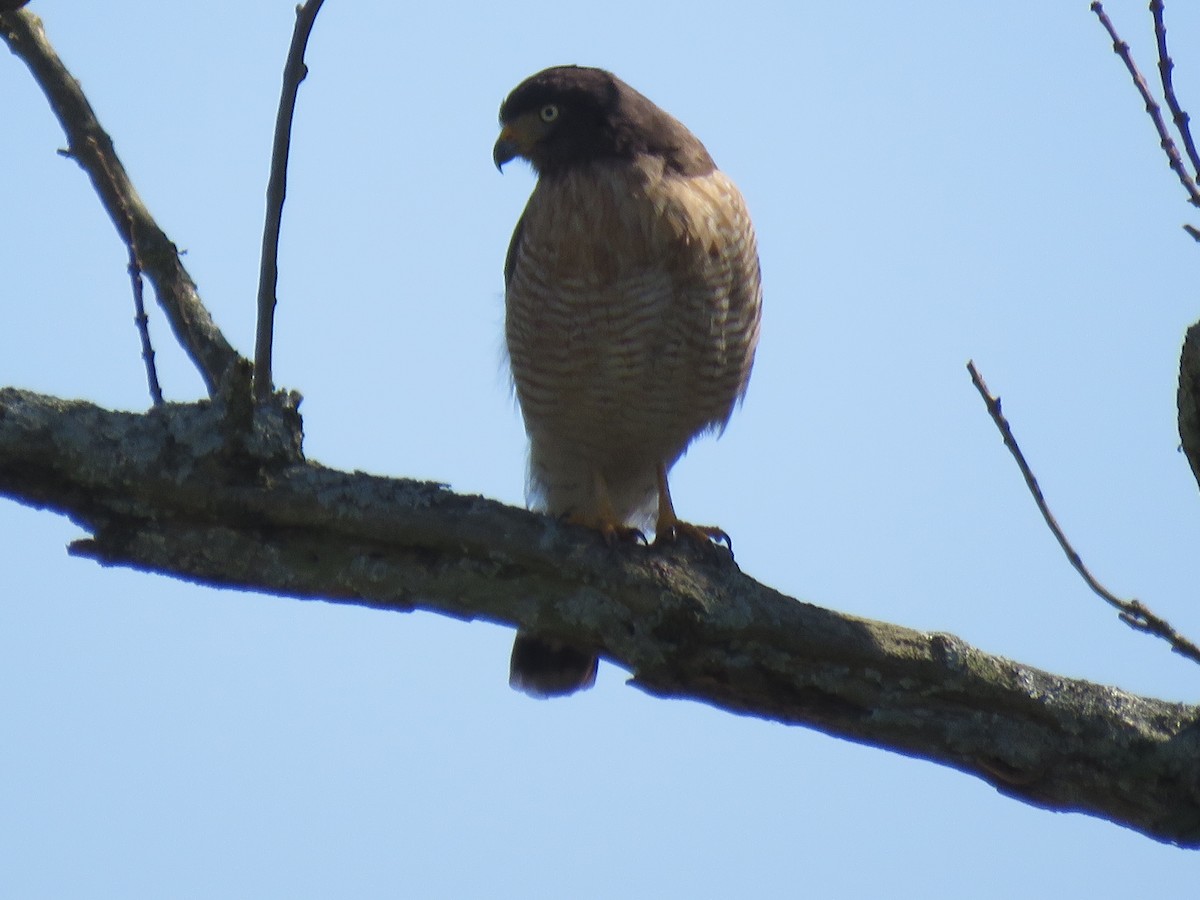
654, 462, 730, 549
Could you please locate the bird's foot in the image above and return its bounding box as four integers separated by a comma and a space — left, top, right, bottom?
564, 511, 647, 546
652, 462, 733, 558
653, 516, 732, 555
602, 522, 648, 546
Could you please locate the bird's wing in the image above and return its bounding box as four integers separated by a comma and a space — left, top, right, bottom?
503, 206, 527, 289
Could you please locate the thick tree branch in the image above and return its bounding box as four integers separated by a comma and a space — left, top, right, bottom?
0, 9, 243, 396
0, 387, 1197, 848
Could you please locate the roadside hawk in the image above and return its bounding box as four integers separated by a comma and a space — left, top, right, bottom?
494, 65, 762, 697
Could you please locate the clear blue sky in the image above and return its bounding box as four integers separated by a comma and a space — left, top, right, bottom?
3, 1, 1199, 896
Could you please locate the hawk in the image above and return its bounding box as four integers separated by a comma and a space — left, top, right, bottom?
494, 66, 762, 697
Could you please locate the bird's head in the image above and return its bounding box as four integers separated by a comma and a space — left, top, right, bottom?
493, 65, 714, 178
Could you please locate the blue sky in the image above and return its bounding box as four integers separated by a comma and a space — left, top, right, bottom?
2, 1, 1199, 896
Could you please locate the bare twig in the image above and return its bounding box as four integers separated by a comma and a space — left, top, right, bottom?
967, 360, 1200, 666
1151, 0, 1200, 182
81, 127, 165, 406
127, 246, 163, 406
1091, 2, 1200, 208
0, 9, 243, 396
254, 0, 327, 402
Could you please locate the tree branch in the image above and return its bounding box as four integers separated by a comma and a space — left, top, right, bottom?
1090, 2, 1200, 208
0, 386, 1196, 847
1090, 3, 1200, 498
1151, 0, 1200, 183
254, 0, 326, 402
126, 227, 164, 407
0, 8, 243, 396
967, 361, 1200, 666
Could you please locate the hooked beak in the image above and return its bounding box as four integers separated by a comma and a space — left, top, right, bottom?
493, 129, 520, 171
494, 117, 539, 171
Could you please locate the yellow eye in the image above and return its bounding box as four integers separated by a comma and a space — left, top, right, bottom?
539, 104, 559, 123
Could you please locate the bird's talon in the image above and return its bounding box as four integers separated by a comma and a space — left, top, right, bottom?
565, 511, 645, 546
601, 524, 647, 546
654, 520, 732, 555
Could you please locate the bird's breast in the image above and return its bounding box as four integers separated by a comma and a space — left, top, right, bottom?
505, 159, 761, 464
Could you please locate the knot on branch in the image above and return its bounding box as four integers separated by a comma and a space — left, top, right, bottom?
211, 358, 304, 472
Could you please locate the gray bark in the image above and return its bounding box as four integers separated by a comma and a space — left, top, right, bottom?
1, 386, 1197, 848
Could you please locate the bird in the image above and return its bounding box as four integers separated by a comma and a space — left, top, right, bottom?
494, 65, 762, 697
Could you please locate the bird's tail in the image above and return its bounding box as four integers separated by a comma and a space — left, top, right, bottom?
509, 632, 598, 698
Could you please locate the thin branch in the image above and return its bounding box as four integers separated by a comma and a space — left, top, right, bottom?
1151, 0, 1200, 182
0, 9, 243, 396
81, 121, 164, 406
127, 246, 163, 406
254, 0, 326, 402
1090, 2, 1200, 208
967, 360, 1200, 667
